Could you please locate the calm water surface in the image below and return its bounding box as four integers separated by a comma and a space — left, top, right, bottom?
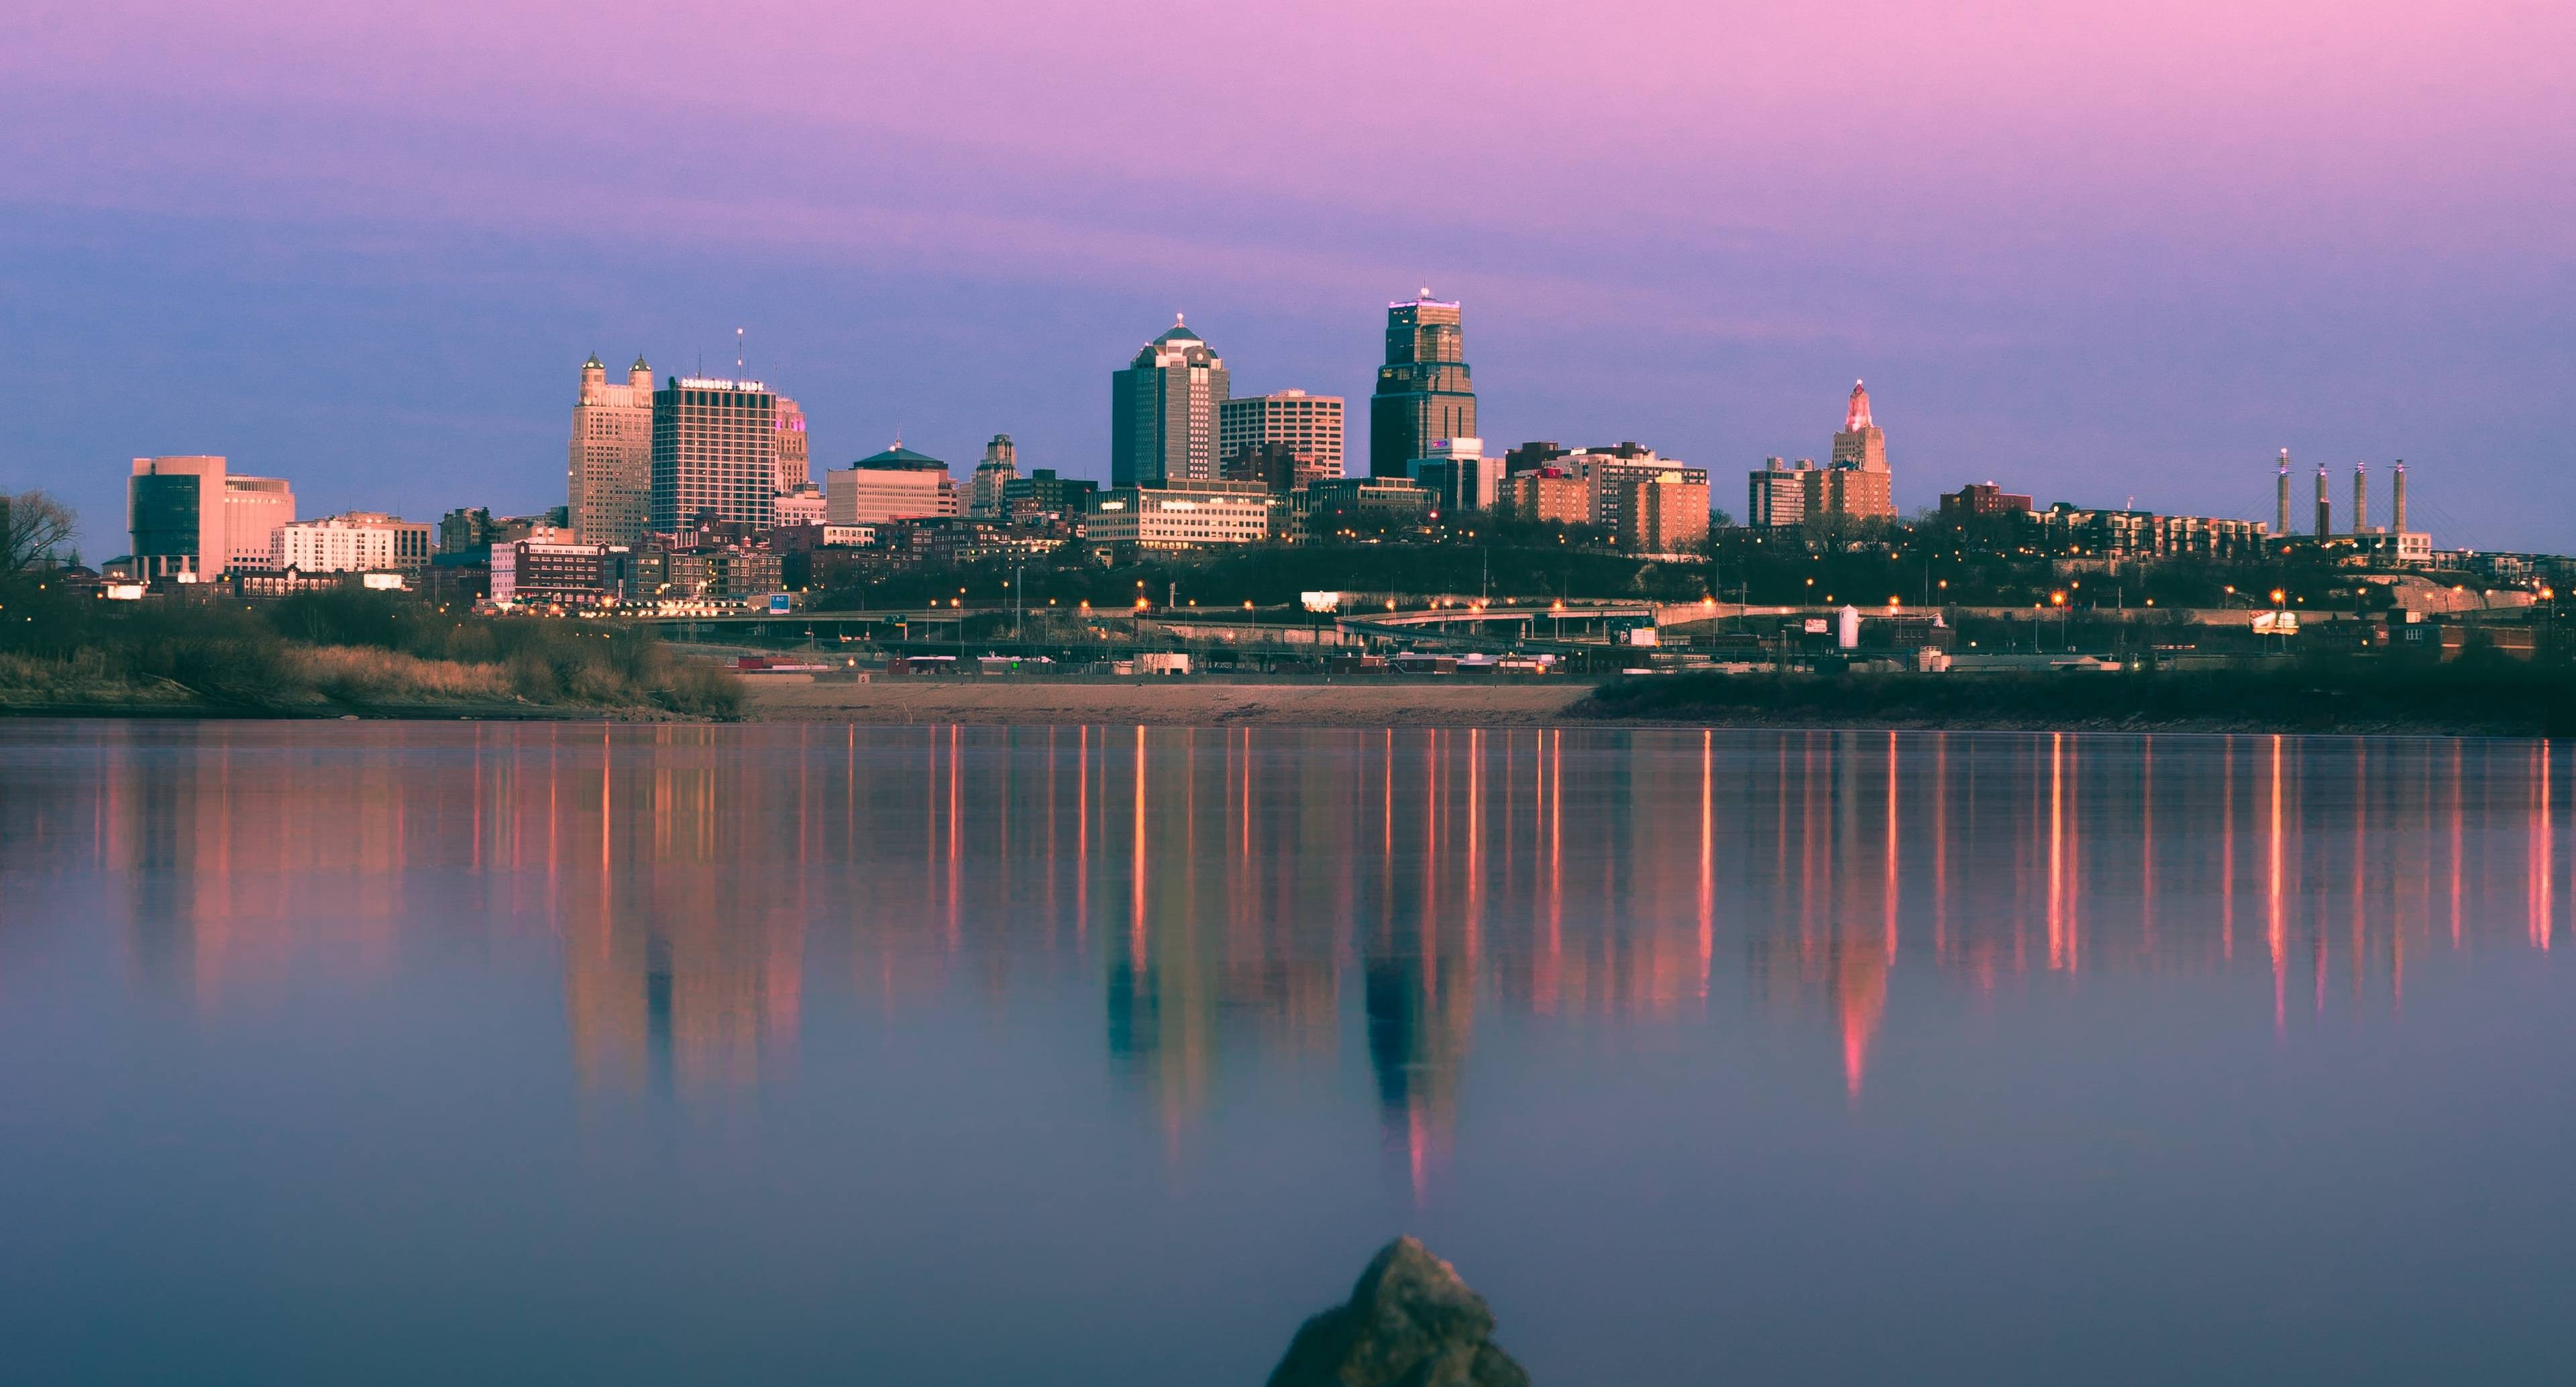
4, 720, 2573, 1384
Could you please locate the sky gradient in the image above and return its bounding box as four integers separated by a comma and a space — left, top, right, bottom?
5, 1, 2571, 553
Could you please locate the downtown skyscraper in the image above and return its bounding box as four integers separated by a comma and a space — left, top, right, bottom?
1111, 317, 1228, 487
1368, 292, 1476, 478
651, 374, 777, 531
568, 354, 654, 543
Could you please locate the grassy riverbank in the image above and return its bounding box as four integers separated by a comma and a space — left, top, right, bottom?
0, 584, 741, 719
1572, 658, 2576, 736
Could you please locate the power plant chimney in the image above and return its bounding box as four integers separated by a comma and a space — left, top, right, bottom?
2392, 461, 2408, 534
2314, 464, 2332, 537
2353, 461, 2369, 534
2276, 449, 2292, 535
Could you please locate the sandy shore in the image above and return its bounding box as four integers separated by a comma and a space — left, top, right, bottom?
745, 677, 1596, 726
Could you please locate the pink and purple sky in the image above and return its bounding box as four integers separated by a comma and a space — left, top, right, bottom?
6, 1, 2571, 551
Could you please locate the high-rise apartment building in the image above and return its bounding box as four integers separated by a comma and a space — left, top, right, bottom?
1369, 292, 1475, 478
1112, 317, 1228, 487
1560, 444, 1704, 535
1747, 457, 1813, 527
773, 395, 810, 492
1219, 389, 1344, 480
569, 355, 655, 544
126, 455, 297, 581
651, 375, 777, 532
968, 435, 1020, 518
1613, 472, 1711, 555
1503, 468, 1591, 526
1803, 465, 1894, 523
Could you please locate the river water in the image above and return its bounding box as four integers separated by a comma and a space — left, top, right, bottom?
3, 720, 2571, 1384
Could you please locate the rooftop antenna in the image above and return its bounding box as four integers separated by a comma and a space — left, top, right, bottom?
736, 327, 745, 378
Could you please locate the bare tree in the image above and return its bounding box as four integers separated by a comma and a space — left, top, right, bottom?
1, 490, 78, 573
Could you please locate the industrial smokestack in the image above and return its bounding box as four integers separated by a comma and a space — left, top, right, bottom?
2353, 461, 2369, 534
2392, 461, 2408, 534
2314, 465, 2332, 538
2276, 449, 2292, 536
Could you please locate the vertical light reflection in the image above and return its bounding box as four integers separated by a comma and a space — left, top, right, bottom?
2140, 736, 2155, 958
2269, 734, 2286, 1032
2351, 742, 2367, 998
1468, 728, 1483, 967
2221, 736, 2235, 962
1699, 729, 1713, 999
1933, 734, 1948, 961
2451, 740, 2463, 946
1540, 729, 1562, 1013
2047, 732, 2065, 970
1884, 730, 1899, 964
1077, 724, 1089, 939
2534, 741, 2553, 950
947, 724, 961, 949
1131, 724, 1146, 964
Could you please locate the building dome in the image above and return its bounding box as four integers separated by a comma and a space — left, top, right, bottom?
1151, 313, 1204, 346
853, 443, 948, 471
630, 354, 651, 373
582, 353, 604, 370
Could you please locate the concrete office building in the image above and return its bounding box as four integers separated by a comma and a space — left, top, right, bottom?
827, 443, 957, 525
1370, 292, 1476, 478
1747, 457, 1813, 527
127, 455, 297, 581
491, 540, 634, 607
1112, 317, 1228, 487
651, 375, 778, 532
967, 435, 1019, 518
1086, 480, 1271, 549
1220, 389, 1344, 480
771, 484, 826, 528
1306, 476, 1434, 536
269, 511, 433, 573
1002, 468, 1099, 521
569, 354, 655, 543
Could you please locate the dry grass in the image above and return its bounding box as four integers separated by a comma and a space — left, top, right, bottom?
295, 645, 511, 702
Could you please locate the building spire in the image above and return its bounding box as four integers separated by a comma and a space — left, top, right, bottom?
1844, 379, 1874, 432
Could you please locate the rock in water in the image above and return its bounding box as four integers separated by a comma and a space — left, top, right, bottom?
1267, 1237, 1530, 1387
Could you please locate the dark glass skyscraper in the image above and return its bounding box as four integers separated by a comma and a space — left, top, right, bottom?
1111, 317, 1228, 488
1368, 293, 1477, 478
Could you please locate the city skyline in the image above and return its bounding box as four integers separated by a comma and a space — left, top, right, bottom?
7, 3, 2570, 554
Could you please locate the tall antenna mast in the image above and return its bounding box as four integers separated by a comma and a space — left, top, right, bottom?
736, 327, 745, 378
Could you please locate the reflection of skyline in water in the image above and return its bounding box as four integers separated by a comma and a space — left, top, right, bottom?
10, 722, 2571, 1190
